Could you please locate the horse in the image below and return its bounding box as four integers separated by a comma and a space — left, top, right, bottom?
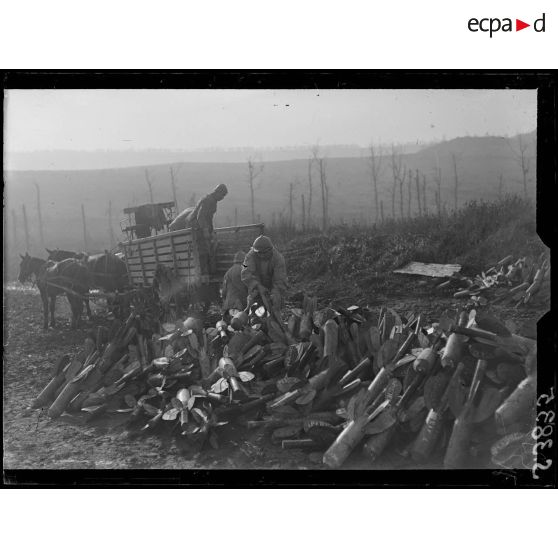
85, 251, 128, 292
46, 248, 92, 319
46, 248, 88, 262
46, 248, 129, 316
18, 253, 90, 330
45, 248, 127, 291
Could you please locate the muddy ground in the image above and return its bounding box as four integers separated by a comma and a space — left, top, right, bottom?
3, 277, 546, 471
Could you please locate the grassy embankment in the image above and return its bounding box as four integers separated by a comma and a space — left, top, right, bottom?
270, 196, 546, 302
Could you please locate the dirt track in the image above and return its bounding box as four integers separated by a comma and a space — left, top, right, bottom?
3, 281, 544, 470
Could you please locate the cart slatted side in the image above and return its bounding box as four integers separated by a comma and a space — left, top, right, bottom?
213, 224, 265, 280
122, 229, 201, 288
122, 223, 264, 289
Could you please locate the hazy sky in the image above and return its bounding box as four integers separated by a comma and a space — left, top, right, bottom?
5, 89, 536, 152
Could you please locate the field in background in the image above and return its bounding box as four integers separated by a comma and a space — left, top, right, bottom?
5, 132, 535, 257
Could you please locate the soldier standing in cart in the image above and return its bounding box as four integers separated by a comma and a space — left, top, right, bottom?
168, 183, 228, 273
241, 235, 287, 312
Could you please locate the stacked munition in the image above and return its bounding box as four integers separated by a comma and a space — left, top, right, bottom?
35, 292, 538, 468
435, 252, 549, 307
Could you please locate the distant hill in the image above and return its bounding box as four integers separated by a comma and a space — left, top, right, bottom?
6, 142, 431, 171
4, 132, 536, 254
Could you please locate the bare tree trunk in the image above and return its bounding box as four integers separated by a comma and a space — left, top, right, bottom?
234, 207, 238, 227
81, 204, 88, 252
373, 167, 379, 223
301, 194, 306, 231
313, 148, 329, 231
380, 200, 385, 223
368, 144, 383, 223
288, 182, 294, 231
108, 200, 115, 247
34, 182, 45, 247
422, 175, 428, 216
390, 145, 402, 220
415, 169, 422, 217
433, 155, 442, 218
145, 169, 154, 204
399, 167, 405, 220
307, 158, 313, 226
452, 153, 458, 212
519, 136, 529, 198
407, 169, 412, 218
374, 168, 380, 223
320, 161, 326, 230
320, 159, 329, 231
169, 166, 178, 212
247, 158, 264, 223
248, 165, 255, 222
11, 209, 18, 251
22, 204, 31, 252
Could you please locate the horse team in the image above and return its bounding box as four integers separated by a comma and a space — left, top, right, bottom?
18, 249, 128, 330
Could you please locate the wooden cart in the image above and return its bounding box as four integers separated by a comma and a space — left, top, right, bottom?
121, 223, 264, 309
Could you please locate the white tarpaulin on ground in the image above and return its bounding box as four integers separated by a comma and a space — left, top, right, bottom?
393, 262, 462, 278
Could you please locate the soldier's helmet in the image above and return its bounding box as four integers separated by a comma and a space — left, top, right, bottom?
252, 235, 273, 253
214, 183, 228, 198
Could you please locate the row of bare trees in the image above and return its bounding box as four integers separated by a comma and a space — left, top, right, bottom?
365, 134, 533, 225
13, 135, 533, 254
367, 144, 444, 222
11, 198, 92, 254
247, 158, 264, 223
147, 134, 533, 233
508, 134, 531, 199
13, 171, 164, 253
11, 181, 62, 253
248, 146, 331, 231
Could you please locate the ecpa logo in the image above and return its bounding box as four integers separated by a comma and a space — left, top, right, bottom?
468, 13, 546, 37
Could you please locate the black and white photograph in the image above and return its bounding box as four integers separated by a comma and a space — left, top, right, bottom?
2, 74, 555, 486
